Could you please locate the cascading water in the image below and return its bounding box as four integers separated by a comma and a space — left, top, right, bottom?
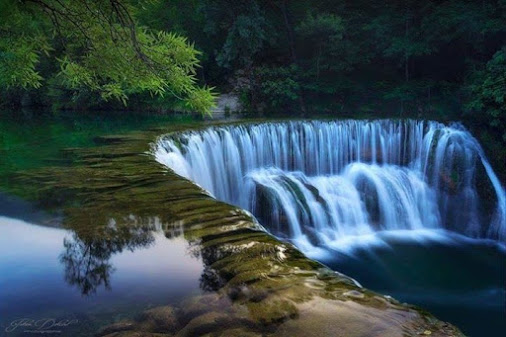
155, 120, 506, 253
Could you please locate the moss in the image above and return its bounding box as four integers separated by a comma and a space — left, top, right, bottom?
246, 299, 299, 324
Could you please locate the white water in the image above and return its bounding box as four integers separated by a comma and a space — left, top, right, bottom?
155, 120, 506, 252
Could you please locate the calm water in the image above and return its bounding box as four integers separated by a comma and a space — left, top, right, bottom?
0, 212, 204, 336
0, 112, 205, 336
0, 110, 195, 179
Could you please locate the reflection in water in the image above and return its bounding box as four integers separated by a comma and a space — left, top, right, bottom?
59, 218, 193, 295
61, 234, 115, 296
163, 220, 226, 292
59, 218, 157, 295
198, 245, 226, 292
0, 215, 204, 335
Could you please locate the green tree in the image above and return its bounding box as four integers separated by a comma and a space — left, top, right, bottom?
0, 0, 216, 114
467, 46, 506, 141
296, 13, 345, 80
199, 0, 272, 70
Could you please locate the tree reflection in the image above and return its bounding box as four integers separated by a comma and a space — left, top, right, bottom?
60, 220, 156, 296
61, 235, 115, 296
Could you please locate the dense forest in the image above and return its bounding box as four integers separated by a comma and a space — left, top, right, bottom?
1, 0, 505, 161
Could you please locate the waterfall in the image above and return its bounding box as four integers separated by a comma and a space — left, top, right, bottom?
155, 120, 506, 249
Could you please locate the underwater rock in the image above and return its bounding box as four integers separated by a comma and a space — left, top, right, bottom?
215, 328, 262, 337
98, 306, 178, 336
273, 298, 458, 337
102, 332, 170, 337
97, 321, 136, 336
175, 311, 252, 337
136, 306, 179, 333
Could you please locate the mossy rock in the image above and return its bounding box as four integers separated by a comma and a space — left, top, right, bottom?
246, 299, 299, 324
175, 311, 255, 337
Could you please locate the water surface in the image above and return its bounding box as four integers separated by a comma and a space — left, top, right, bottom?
0, 214, 204, 336
314, 231, 506, 337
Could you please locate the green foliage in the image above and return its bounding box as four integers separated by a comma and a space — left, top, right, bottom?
1, 0, 506, 135
201, 0, 272, 69
216, 8, 269, 68
296, 13, 346, 77
0, 0, 215, 114
467, 47, 506, 141
185, 86, 217, 116
0, 1, 51, 89
256, 65, 300, 112
297, 13, 344, 38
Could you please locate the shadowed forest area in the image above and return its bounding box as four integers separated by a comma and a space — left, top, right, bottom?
1, 0, 505, 176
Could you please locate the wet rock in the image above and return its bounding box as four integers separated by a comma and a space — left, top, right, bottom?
136, 306, 178, 333
97, 321, 136, 336
246, 299, 298, 324
178, 294, 228, 324
226, 285, 269, 303
217, 328, 262, 337
176, 312, 238, 337
343, 290, 365, 299
275, 298, 416, 337
102, 332, 170, 337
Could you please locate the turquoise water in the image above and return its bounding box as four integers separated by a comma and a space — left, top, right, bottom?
0, 110, 195, 179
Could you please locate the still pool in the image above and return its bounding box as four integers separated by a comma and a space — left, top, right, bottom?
0, 213, 204, 336
313, 231, 506, 337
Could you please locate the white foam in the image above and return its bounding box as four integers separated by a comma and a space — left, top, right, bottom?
154, 120, 506, 246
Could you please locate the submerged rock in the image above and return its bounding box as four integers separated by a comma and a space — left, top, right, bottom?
97, 321, 136, 336
102, 332, 170, 337
136, 306, 178, 333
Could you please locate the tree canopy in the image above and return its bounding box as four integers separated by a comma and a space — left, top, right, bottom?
129, 0, 505, 172
0, 0, 216, 114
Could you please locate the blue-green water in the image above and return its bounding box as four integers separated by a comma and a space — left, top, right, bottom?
0, 110, 195, 179
317, 232, 506, 337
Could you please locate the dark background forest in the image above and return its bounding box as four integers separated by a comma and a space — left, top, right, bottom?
1, 0, 505, 171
